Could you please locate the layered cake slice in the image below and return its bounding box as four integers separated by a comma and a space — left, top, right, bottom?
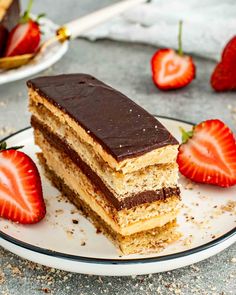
28, 73, 181, 255
0, 0, 20, 56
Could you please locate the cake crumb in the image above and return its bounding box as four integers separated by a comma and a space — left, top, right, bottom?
182, 235, 193, 247
220, 201, 236, 213
55, 209, 64, 216
66, 229, 74, 238
11, 266, 22, 276
72, 219, 79, 224
71, 209, 79, 214
40, 288, 51, 293
231, 257, 236, 263
96, 228, 102, 234
0, 271, 5, 284
184, 181, 195, 190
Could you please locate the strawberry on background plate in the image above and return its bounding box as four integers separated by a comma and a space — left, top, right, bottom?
211, 36, 236, 92
0, 142, 46, 224
4, 0, 44, 57
177, 119, 236, 188
151, 21, 195, 90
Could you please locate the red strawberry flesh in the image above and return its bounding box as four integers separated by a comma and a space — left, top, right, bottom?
0, 149, 46, 224
151, 49, 195, 90
5, 20, 40, 57
177, 119, 236, 187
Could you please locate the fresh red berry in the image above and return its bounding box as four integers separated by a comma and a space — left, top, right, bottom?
151, 21, 195, 90
4, 0, 43, 57
5, 20, 40, 57
211, 36, 236, 92
0, 143, 46, 224
177, 119, 236, 187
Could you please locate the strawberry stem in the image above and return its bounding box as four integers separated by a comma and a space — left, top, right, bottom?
27, 0, 33, 15
0, 141, 24, 152
179, 127, 193, 143
21, 0, 34, 23
178, 20, 183, 56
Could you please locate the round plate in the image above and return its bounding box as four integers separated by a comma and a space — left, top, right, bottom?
0, 16, 68, 85
0, 117, 235, 276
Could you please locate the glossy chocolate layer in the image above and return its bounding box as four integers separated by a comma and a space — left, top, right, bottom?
31, 116, 180, 210
27, 74, 178, 161
0, 0, 20, 56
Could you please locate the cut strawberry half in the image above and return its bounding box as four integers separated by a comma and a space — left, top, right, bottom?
177, 119, 236, 187
151, 21, 195, 90
0, 142, 46, 224
4, 0, 43, 57
5, 20, 41, 57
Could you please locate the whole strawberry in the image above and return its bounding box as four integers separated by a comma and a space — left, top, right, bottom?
211, 36, 236, 91
177, 119, 236, 187
0, 142, 46, 224
4, 0, 44, 57
151, 21, 195, 90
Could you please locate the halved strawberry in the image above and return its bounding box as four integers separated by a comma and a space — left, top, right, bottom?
4, 0, 43, 57
177, 119, 236, 187
0, 142, 46, 224
151, 21, 195, 90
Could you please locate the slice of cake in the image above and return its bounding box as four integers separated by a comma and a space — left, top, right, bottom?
27, 73, 181, 255
0, 0, 20, 56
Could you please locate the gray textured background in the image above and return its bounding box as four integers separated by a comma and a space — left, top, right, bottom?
0, 1, 235, 294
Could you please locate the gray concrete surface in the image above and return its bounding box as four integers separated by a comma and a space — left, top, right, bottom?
0, 1, 235, 294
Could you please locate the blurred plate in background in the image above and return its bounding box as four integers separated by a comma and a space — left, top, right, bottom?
0, 16, 68, 85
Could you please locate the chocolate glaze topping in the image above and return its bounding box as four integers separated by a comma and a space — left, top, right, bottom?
31, 116, 180, 210
27, 74, 178, 161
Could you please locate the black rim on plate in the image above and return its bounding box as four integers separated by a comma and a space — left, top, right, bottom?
0, 116, 235, 265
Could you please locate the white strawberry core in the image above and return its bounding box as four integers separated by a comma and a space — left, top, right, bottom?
183, 129, 231, 177
0, 154, 34, 215
158, 50, 190, 85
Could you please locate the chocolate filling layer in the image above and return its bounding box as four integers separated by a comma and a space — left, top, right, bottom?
31, 116, 180, 210
27, 74, 178, 161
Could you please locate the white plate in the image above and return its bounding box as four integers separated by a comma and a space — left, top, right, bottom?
0, 117, 235, 276
0, 16, 68, 85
